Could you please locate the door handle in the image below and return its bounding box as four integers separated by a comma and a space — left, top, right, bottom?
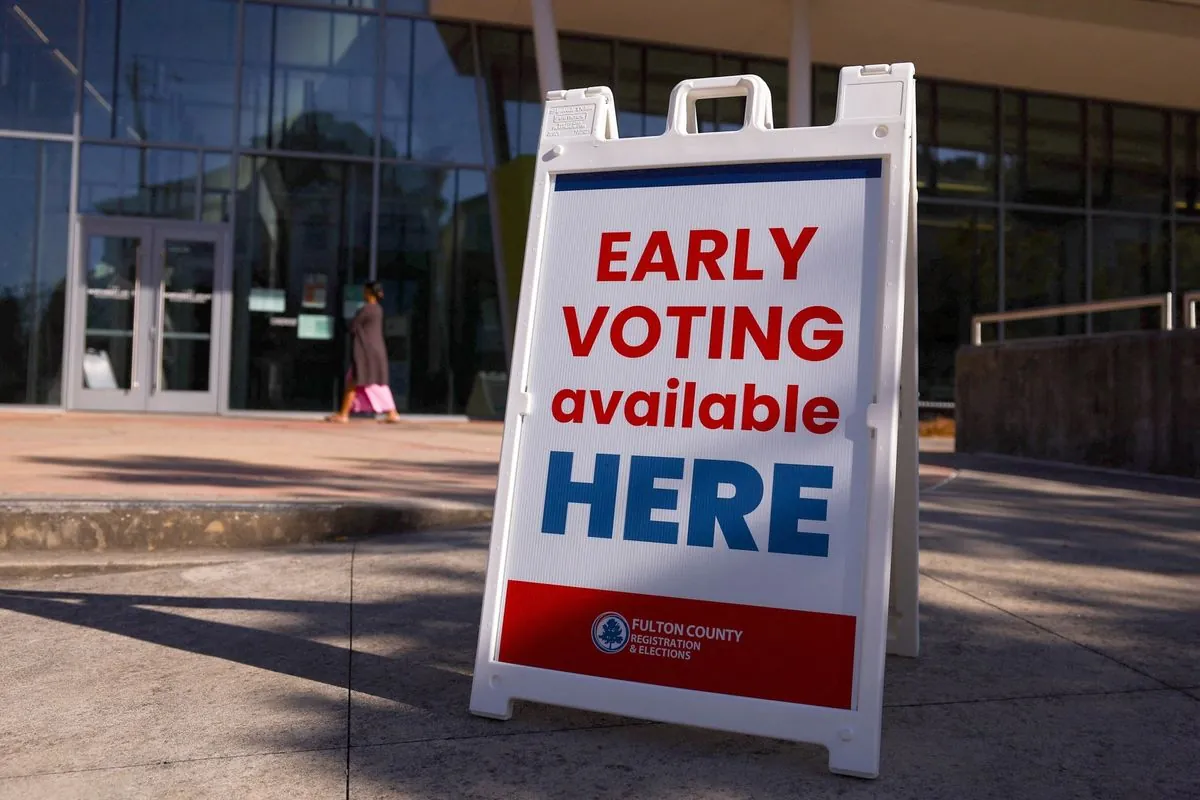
152, 249, 166, 393
131, 245, 142, 390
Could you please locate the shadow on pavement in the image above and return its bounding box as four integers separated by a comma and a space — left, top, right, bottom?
0, 586, 474, 712
920, 450, 1200, 500
21, 454, 498, 505
3, 466, 1199, 796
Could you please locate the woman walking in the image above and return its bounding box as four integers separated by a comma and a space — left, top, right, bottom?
327, 281, 402, 423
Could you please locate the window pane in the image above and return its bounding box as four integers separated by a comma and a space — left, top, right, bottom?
0, 0, 79, 133
453, 170, 506, 411
292, 1, 380, 8
1174, 113, 1197, 217
915, 81, 933, 190
813, 65, 839, 128
0, 139, 72, 404
930, 84, 997, 199
1090, 103, 1168, 213
1090, 216, 1169, 332
746, 58, 786, 130
614, 42, 644, 138
376, 166, 504, 414
644, 48, 714, 136
241, 5, 377, 155
477, 28, 539, 162
1003, 211, 1086, 338
407, 21, 483, 163
82, 0, 237, 146
1004, 94, 1085, 207
562, 36, 611, 100
79, 144, 197, 219
712, 55, 746, 132
230, 156, 372, 410
200, 152, 233, 222
375, 163, 455, 413
917, 205, 997, 402
1178, 224, 1200, 324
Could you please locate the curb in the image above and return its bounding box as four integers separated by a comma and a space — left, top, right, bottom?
0, 500, 494, 552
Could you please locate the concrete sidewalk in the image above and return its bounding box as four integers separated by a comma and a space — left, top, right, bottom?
0, 413, 503, 504
0, 452, 1197, 798
0, 412, 958, 550
0, 413, 505, 549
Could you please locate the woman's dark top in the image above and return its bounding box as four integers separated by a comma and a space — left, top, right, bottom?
350, 302, 389, 386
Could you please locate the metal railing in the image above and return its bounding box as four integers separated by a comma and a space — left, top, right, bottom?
971, 293, 1175, 345
1185, 290, 1200, 330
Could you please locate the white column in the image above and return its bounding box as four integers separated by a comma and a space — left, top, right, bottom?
531, 0, 564, 97
788, 0, 813, 127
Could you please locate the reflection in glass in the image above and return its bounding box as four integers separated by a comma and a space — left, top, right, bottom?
1004, 94, 1085, 206
917, 206, 998, 399
375, 165, 503, 413
915, 81, 934, 190
387, 20, 483, 164
82, 0, 238, 145
0, 0, 80, 133
83, 235, 141, 391
929, 84, 997, 198
79, 144, 198, 219
813, 65, 839, 128
1090, 103, 1168, 214
200, 153, 234, 223
157, 240, 215, 392
1177, 225, 1200, 324
231, 157, 371, 410
1173, 113, 1196, 216
295, 0, 380, 7
615, 43, 645, 138
1089, 217, 1169, 333
1004, 212, 1086, 339
0, 139, 71, 404
241, 5, 378, 155
477, 28, 540, 162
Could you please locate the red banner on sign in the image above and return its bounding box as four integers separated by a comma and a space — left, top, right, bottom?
498, 579, 857, 710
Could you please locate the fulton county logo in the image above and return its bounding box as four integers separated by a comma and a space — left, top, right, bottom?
591, 612, 630, 654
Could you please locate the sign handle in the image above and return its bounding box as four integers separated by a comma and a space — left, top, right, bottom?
666, 74, 774, 135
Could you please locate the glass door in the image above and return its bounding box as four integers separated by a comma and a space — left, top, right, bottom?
73, 218, 227, 414
144, 226, 224, 413
75, 219, 154, 411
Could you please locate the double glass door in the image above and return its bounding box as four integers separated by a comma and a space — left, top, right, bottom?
73, 219, 228, 413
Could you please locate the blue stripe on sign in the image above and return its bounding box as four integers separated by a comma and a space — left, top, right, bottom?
554, 158, 882, 192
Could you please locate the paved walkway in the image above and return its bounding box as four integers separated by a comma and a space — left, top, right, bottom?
0, 416, 1196, 798
0, 413, 953, 506
0, 413, 502, 506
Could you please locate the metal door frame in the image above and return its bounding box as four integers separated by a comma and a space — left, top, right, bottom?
144, 222, 228, 414
67, 216, 231, 414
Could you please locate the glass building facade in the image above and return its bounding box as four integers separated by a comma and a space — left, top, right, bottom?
2, 0, 1198, 412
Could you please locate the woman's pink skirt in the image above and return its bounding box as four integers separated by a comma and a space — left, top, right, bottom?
350, 384, 396, 414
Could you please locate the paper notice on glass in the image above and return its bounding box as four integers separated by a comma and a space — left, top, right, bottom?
302, 274, 328, 309
297, 314, 333, 340
82, 349, 119, 390
249, 288, 286, 313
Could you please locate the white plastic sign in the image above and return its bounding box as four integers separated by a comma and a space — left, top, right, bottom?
472, 65, 918, 779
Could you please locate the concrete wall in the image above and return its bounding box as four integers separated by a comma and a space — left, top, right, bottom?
955, 332, 1200, 478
